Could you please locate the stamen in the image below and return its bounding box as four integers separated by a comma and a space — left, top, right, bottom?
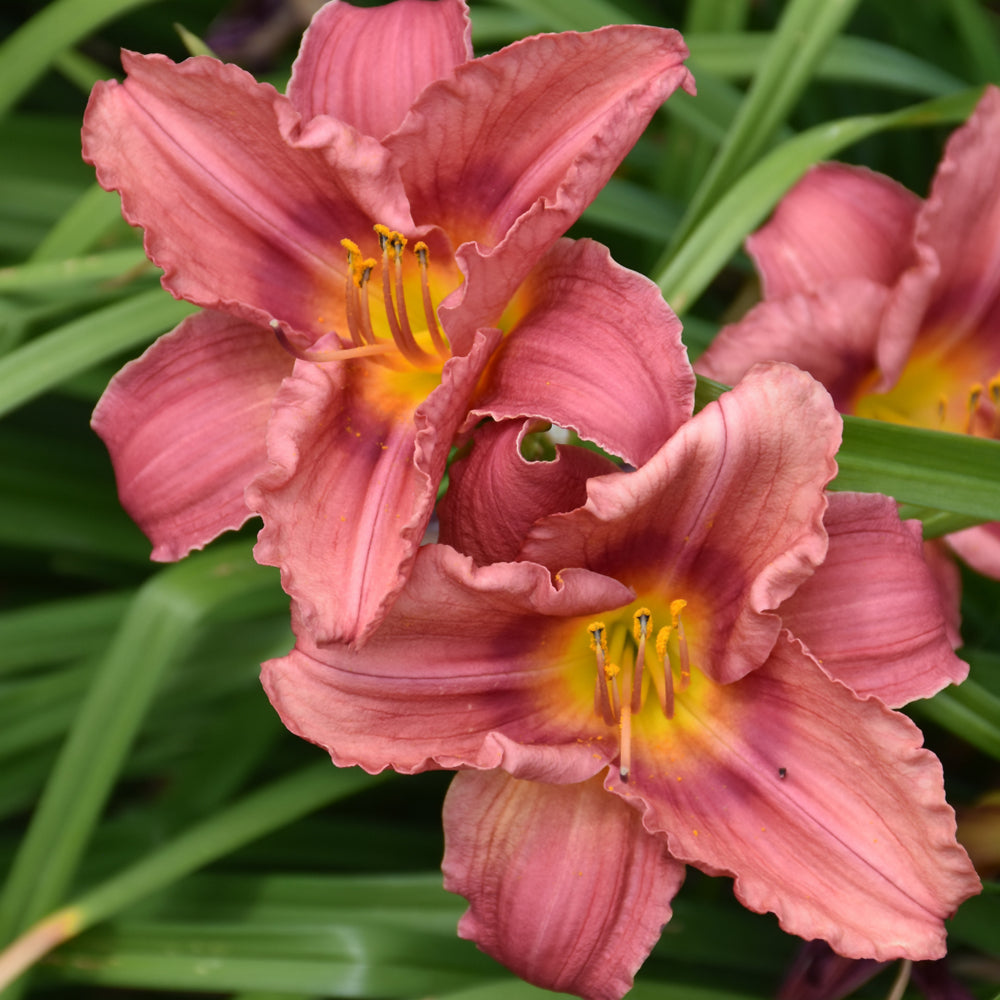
654, 626, 675, 719
589, 623, 615, 726
967, 382, 984, 434
340, 239, 377, 348
414, 241, 449, 357
631, 609, 651, 714
374, 225, 435, 367
671, 599, 691, 690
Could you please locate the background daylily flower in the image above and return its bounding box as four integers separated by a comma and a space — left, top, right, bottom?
263, 364, 978, 998
696, 85, 1000, 580
83, 0, 695, 645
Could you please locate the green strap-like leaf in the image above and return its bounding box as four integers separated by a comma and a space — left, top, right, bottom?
657, 88, 984, 314
0, 289, 194, 418
0, 0, 163, 120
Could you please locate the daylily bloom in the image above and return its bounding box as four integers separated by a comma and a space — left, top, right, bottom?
83, 0, 695, 644
696, 85, 1000, 580
263, 364, 978, 999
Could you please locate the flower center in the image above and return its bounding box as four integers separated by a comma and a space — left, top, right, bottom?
271, 223, 453, 372
852, 344, 1000, 439
587, 600, 691, 783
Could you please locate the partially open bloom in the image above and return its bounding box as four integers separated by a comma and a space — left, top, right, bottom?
263, 363, 977, 999
84, 0, 695, 644
697, 85, 1000, 579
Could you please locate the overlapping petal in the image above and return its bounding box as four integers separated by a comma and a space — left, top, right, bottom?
618, 634, 979, 961
746, 163, 920, 299
443, 770, 684, 1000
469, 238, 695, 466
287, 0, 472, 139
439, 418, 618, 566
261, 544, 632, 779
91, 311, 292, 560
520, 363, 840, 684
696, 281, 886, 409
247, 328, 500, 645
82, 52, 413, 340
777, 492, 967, 706
386, 25, 695, 249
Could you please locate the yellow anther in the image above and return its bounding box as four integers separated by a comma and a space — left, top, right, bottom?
414, 241, 430, 265
389, 231, 407, 257
604, 663, 620, 680
373, 223, 392, 250
655, 626, 671, 661
632, 608, 652, 642
341, 238, 362, 259
989, 375, 1000, 406
588, 622, 608, 653
969, 383, 984, 409
670, 599, 687, 621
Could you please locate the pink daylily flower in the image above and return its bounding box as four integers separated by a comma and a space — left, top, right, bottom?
262, 364, 978, 999
84, 0, 695, 644
697, 85, 1000, 579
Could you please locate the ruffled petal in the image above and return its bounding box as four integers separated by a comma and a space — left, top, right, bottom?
695, 281, 886, 411
617, 634, 980, 962
248, 329, 498, 646
83, 51, 412, 339
777, 492, 968, 706
443, 770, 685, 1000
261, 545, 632, 778
439, 419, 618, 565
747, 163, 920, 299
91, 311, 292, 561
469, 238, 695, 466
387, 24, 694, 249
522, 363, 841, 684
288, 0, 472, 139
908, 85, 1000, 346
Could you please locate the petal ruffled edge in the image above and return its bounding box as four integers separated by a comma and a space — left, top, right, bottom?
91, 310, 292, 561
443, 770, 685, 1000
617, 633, 980, 962
248, 328, 500, 646
469, 238, 695, 467
288, 0, 472, 140
261, 543, 633, 778
777, 491, 968, 706
522, 362, 841, 685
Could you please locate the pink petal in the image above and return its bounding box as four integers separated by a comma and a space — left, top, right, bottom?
747, 163, 920, 299
695, 281, 886, 411
945, 520, 1000, 579
439, 418, 618, 565
91, 311, 292, 561
387, 25, 694, 250
288, 0, 472, 139
522, 363, 841, 684
777, 492, 967, 706
908, 85, 1000, 345
617, 633, 980, 961
248, 329, 499, 646
469, 238, 695, 467
83, 52, 412, 339
261, 544, 632, 778
443, 770, 685, 1000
